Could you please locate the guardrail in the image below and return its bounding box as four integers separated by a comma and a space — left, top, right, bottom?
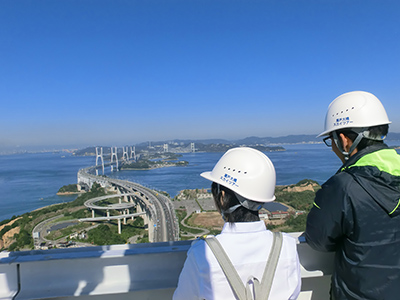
0, 233, 334, 300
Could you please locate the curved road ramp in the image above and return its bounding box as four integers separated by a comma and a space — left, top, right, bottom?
78, 167, 179, 242
0, 168, 334, 299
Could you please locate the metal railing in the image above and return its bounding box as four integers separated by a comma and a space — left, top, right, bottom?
0, 233, 334, 300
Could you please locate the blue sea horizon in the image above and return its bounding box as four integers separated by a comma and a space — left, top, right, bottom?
2, 142, 397, 222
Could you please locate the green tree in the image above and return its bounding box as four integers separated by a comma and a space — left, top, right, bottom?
9, 229, 33, 251
87, 224, 126, 245
285, 214, 308, 232
58, 184, 79, 193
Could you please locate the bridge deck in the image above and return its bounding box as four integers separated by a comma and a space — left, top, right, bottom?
78, 212, 146, 222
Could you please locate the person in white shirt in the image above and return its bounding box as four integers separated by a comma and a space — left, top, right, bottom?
173, 147, 301, 300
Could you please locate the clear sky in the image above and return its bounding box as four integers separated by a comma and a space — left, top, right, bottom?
1, 0, 400, 149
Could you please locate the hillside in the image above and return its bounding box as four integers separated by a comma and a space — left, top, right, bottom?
0, 179, 320, 251
0, 183, 148, 252
175, 179, 320, 239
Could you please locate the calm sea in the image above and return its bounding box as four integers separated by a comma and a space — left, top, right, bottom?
108, 144, 340, 194
0, 153, 94, 222
1, 143, 397, 222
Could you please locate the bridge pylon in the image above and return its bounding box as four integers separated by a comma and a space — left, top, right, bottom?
110, 147, 119, 172
95, 147, 105, 175
130, 146, 136, 161
163, 144, 168, 153
191, 142, 195, 152
123, 146, 129, 161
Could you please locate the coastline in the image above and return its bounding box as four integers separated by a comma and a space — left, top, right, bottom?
56, 191, 84, 196
0, 143, 343, 223
121, 164, 179, 171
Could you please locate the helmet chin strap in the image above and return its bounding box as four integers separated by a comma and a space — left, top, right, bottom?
332, 130, 363, 161
221, 204, 242, 220
219, 188, 263, 220
331, 131, 347, 159
332, 128, 384, 161
217, 184, 243, 220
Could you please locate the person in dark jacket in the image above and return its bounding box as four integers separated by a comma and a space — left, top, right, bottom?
305, 91, 400, 300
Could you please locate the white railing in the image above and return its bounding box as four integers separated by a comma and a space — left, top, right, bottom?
0, 233, 334, 300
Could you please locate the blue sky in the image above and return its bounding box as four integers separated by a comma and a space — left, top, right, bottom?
1, 0, 400, 149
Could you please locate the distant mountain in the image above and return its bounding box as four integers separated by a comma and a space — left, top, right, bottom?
136, 138, 232, 147
194, 143, 284, 153
138, 135, 320, 146
73, 132, 400, 156
234, 135, 319, 145
231, 132, 400, 144
115, 132, 400, 147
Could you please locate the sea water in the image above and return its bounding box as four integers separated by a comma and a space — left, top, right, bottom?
0, 143, 355, 222
108, 144, 341, 196
0, 153, 93, 221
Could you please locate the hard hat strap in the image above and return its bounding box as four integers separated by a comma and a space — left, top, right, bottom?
347, 131, 365, 159
332, 131, 347, 158
217, 183, 221, 195
222, 204, 242, 215
217, 184, 243, 219
220, 194, 263, 219
333, 128, 368, 161
235, 193, 264, 211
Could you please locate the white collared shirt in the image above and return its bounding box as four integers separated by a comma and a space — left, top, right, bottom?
173, 221, 301, 300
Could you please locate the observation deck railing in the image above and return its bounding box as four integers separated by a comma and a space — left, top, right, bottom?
0, 233, 334, 300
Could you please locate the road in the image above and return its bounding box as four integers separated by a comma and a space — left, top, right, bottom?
82, 173, 179, 242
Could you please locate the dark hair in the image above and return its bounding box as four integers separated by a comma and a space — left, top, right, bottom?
337, 124, 389, 151
211, 182, 260, 223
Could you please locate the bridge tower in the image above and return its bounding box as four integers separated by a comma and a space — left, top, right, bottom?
95, 147, 105, 175
123, 146, 129, 161
130, 146, 136, 161
110, 147, 118, 172
191, 142, 195, 153
163, 144, 168, 153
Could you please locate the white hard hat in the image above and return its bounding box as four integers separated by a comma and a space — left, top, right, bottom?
200, 147, 276, 205
318, 91, 391, 137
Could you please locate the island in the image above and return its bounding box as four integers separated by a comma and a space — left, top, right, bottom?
72, 142, 285, 171
56, 184, 85, 195
120, 152, 188, 170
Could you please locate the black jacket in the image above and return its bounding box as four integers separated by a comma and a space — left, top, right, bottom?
305, 144, 400, 300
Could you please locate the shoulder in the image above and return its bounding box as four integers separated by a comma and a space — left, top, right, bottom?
315, 171, 354, 204
275, 233, 300, 265
282, 232, 297, 243
265, 232, 299, 259
281, 233, 299, 251
186, 237, 217, 266
182, 238, 213, 276
187, 237, 206, 254
321, 171, 353, 189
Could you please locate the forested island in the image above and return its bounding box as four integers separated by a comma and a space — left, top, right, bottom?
56, 184, 84, 195
120, 152, 188, 170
